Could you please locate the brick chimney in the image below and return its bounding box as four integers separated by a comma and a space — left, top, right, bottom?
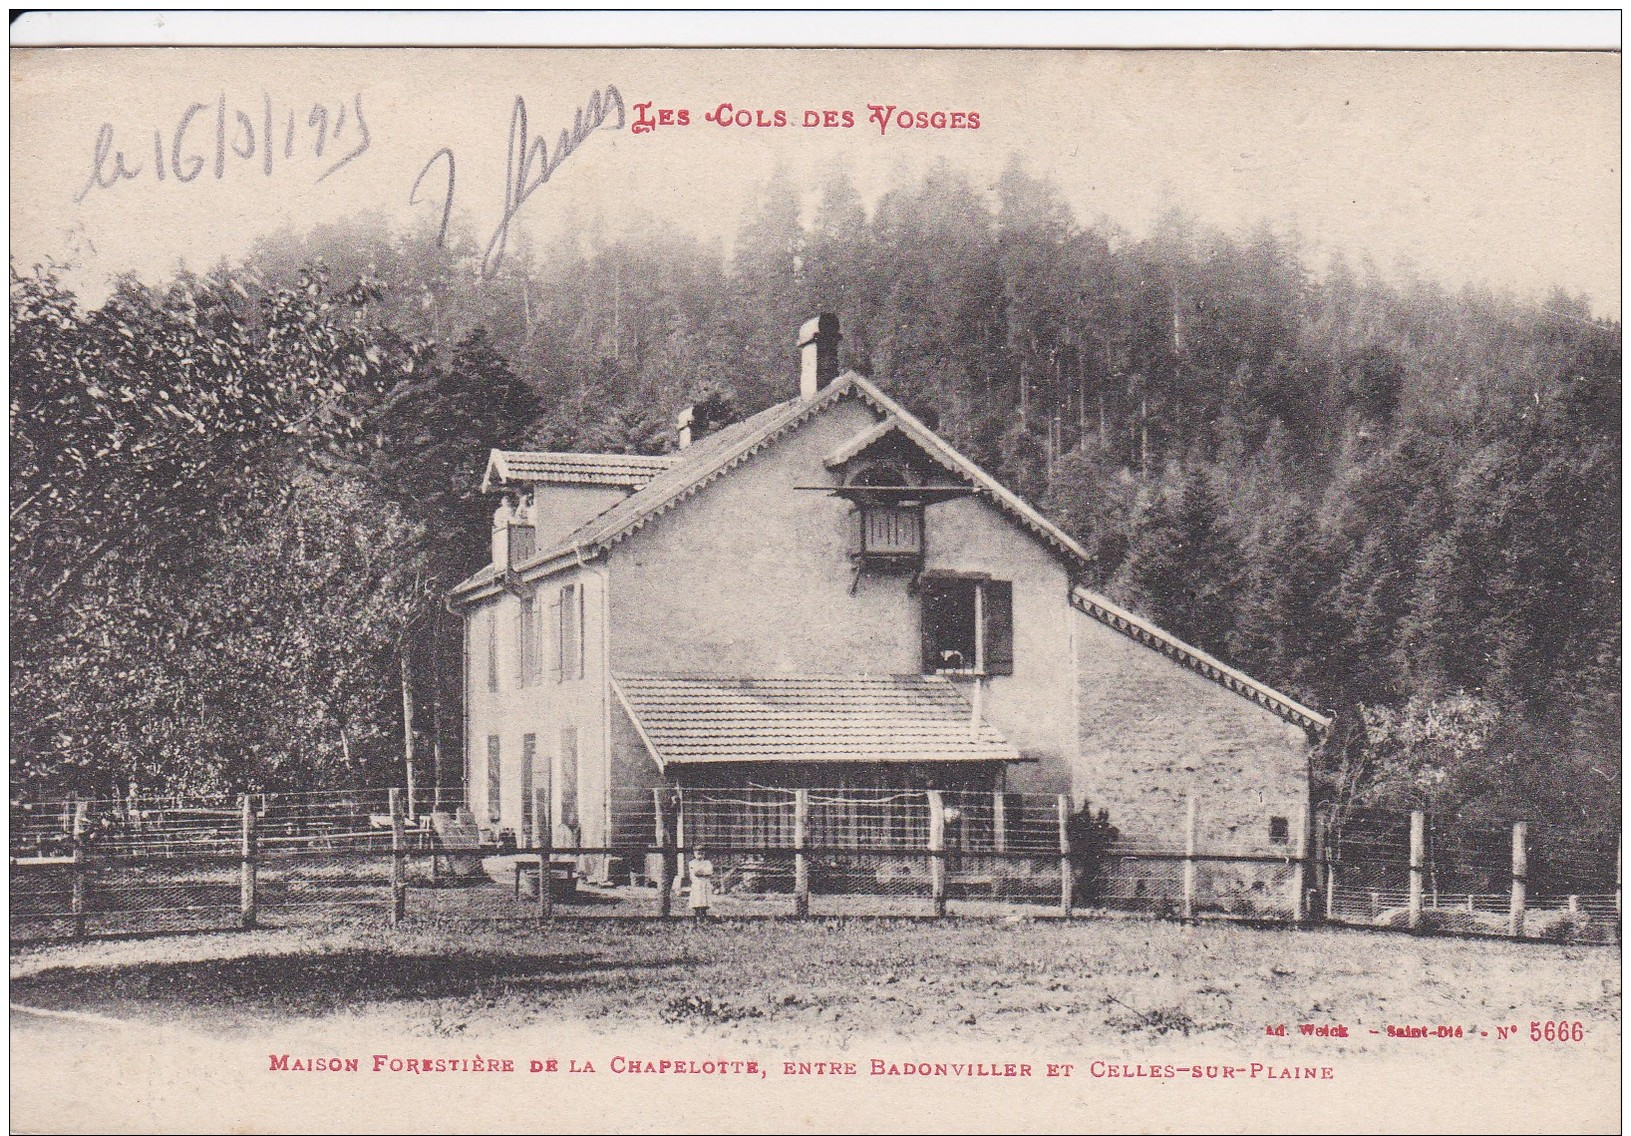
798, 314, 841, 399
676, 405, 695, 449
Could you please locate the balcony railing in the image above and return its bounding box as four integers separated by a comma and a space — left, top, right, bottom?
858, 505, 923, 561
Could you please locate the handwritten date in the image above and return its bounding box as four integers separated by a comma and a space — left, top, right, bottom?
75, 93, 370, 203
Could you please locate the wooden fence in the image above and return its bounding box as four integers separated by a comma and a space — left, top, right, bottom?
9, 789, 1620, 942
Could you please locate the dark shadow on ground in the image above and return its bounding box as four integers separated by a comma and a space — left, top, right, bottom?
11, 949, 683, 1017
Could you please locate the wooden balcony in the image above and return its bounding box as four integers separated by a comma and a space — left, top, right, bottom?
856, 505, 923, 565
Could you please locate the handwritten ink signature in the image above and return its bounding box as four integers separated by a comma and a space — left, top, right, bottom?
409, 86, 625, 277
74, 93, 370, 204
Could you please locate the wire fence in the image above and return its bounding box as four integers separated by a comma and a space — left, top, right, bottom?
10, 788, 1620, 944
1317, 807, 1620, 942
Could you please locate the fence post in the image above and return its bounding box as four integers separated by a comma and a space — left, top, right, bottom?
927, 790, 946, 918
389, 788, 406, 925
70, 800, 87, 940
1509, 821, 1527, 938
1408, 810, 1425, 931
1181, 793, 1197, 920
240, 793, 258, 929
535, 786, 553, 921
1057, 794, 1072, 919
793, 788, 810, 918
1323, 816, 1337, 922
1290, 804, 1307, 924
654, 788, 672, 918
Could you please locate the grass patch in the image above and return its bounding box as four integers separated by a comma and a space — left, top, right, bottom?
10, 915, 1620, 1053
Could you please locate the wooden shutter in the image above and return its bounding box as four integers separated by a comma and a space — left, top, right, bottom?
520, 734, 536, 845
982, 580, 1014, 675
518, 593, 535, 686
485, 735, 502, 824
559, 726, 579, 831
576, 579, 587, 679
558, 582, 581, 683
547, 591, 562, 683
485, 609, 498, 692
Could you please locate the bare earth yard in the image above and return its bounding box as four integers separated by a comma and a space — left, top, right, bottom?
10, 915, 1621, 1134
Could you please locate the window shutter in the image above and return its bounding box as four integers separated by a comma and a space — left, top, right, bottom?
559, 726, 579, 831
485, 735, 502, 824
548, 592, 562, 683
920, 580, 940, 673
983, 580, 1014, 675
576, 579, 587, 679
520, 734, 537, 843
485, 610, 498, 693
558, 582, 580, 683
518, 593, 534, 686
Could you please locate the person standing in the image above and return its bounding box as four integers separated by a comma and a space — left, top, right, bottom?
688, 847, 714, 920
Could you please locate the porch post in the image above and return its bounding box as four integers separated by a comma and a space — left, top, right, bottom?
793, 788, 810, 918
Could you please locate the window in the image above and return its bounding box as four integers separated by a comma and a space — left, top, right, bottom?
554, 581, 585, 683
484, 609, 498, 693
1269, 816, 1291, 845
518, 593, 538, 686
485, 735, 502, 824
921, 577, 1014, 675
557, 726, 579, 832
521, 734, 537, 843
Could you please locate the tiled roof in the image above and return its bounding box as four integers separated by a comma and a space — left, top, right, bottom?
450, 376, 1328, 734
612, 674, 1022, 766
484, 450, 678, 490
450, 398, 817, 597
1070, 588, 1332, 734
541, 396, 824, 557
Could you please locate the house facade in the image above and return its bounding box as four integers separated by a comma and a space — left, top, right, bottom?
449, 316, 1330, 893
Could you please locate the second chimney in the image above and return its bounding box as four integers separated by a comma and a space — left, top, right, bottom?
798, 313, 842, 399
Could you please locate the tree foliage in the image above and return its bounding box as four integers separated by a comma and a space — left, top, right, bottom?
12, 157, 1620, 838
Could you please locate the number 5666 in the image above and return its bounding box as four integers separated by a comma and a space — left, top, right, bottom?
1531, 1020, 1586, 1042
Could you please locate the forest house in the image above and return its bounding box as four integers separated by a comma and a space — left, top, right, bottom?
448, 315, 1330, 902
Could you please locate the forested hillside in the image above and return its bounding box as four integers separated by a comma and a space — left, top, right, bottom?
12, 157, 1619, 836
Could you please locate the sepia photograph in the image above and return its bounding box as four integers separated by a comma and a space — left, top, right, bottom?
8, 12, 1621, 1134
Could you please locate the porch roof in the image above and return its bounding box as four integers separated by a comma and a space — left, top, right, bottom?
612, 674, 1022, 766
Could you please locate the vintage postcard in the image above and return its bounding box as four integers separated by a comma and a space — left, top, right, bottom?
9, 14, 1621, 1135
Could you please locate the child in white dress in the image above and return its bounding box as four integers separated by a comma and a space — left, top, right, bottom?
688, 848, 714, 920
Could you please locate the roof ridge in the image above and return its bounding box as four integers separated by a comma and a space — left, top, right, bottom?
616, 672, 954, 681
494, 449, 679, 463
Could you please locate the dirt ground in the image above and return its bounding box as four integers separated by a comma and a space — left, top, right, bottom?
9, 915, 1621, 1134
